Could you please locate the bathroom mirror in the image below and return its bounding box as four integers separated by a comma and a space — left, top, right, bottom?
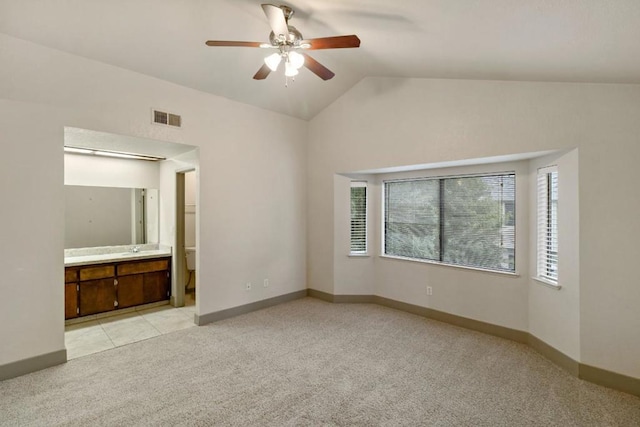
64, 185, 159, 249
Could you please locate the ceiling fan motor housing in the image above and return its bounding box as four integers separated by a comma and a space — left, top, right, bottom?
280, 5, 294, 21
269, 26, 303, 46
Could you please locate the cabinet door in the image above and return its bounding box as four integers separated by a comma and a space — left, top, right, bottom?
143, 271, 170, 304
117, 275, 144, 309
65, 283, 78, 319
80, 278, 116, 316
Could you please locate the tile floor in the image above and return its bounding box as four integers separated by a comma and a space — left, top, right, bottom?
65, 293, 196, 359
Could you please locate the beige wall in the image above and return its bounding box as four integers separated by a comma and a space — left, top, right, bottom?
528, 150, 581, 361
0, 100, 66, 365
3, 31, 639, 382
333, 174, 376, 296
374, 161, 530, 331
0, 34, 307, 366
308, 77, 640, 379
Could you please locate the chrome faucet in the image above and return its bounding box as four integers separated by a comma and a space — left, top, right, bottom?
131, 246, 140, 253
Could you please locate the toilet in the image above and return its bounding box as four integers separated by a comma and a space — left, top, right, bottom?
185, 247, 196, 271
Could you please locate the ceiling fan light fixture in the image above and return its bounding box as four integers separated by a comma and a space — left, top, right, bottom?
288, 51, 305, 69
285, 61, 299, 77
264, 52, 282, 71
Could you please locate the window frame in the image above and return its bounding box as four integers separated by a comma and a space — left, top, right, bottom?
349, 181, 368, 256
535, 165, 559, 287
381, 171, 517, 275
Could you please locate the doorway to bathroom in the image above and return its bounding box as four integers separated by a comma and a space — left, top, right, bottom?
63, 127, 199, 358
176, 169, 197, 309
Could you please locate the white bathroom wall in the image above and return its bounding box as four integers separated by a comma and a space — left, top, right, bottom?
64, 152, 160, 189
0, 34, 306, 369
308, 76, 640, 379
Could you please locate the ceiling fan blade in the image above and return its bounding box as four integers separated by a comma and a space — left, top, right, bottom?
301, 53, 335, 80
206, 41, 263, 48
301, 35, 361, 50
253, 63, 272, 80
261, 4, 289, 40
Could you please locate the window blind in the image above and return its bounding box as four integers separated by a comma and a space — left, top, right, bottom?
443, 174, 515, 271
350, 182, 367, 254
384, 179, 440, 260
537, 166, 558, 282
384, 173, 516, 273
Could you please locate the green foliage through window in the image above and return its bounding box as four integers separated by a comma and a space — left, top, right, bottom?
384, 173, 516, 272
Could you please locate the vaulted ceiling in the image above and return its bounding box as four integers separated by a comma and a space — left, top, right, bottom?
2, 1, 640, 120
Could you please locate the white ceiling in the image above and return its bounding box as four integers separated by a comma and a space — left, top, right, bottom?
2, 0, 640, 120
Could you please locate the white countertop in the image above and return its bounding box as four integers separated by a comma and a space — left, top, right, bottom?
64, 245, 172, 267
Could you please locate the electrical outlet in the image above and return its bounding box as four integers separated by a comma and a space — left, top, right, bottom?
245, 282, 252, 291
426, 286, 433, 296
263, 279, 269, 288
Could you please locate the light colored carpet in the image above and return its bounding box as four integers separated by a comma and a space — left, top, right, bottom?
1, 297, 638, 426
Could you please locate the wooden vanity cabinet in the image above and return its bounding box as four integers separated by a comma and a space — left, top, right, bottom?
64, 268, 79, 319
79, 278, 117, 316
65, 256, 171, 319
116, 274, 144, 309
142, 270, 171, 303
78, 265, 116, 317
117, 258, 171, 305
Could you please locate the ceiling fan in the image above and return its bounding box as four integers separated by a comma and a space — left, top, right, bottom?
205, 4, 360, 81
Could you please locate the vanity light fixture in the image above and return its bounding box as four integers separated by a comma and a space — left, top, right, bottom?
64, 147, 93, 155
64, 146, 166, 161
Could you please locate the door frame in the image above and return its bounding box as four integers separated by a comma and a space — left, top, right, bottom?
172, 168, 196, 307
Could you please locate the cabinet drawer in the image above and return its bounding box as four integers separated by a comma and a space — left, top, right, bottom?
79, 265, 115, 281
118, 259, 169, 276
65, 268, 78, 283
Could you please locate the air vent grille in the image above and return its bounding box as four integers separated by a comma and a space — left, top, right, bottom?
152, 109, 182, 128
154, 110, 168, 125
168, 113, 181, 127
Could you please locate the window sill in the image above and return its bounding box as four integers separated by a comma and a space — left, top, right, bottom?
348, 253, 370, 258
532, 276, 562, 290
379, 255, 519, 277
